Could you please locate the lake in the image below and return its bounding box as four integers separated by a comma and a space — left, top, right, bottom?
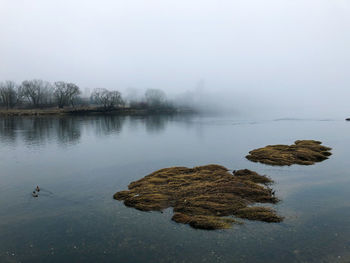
0, 115, 349, 263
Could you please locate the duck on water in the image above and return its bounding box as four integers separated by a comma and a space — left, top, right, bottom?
32, 186, 40, 197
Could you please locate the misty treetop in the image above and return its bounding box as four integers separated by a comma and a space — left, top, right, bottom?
91, 88, 123, 110
0, 80, 174, 111
0, 81, 18, 109
20, 79, 53, 107
145, 89, 166, 107
54, 81, 81, 108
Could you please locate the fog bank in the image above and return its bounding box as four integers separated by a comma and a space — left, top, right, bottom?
1, 0, 349, 118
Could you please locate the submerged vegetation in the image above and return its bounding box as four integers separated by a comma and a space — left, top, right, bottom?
114, 165, 282, 230
246, 140, 332, 166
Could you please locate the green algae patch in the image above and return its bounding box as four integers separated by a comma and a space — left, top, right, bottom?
246, 140, 332, 166
114, 165, 282, 230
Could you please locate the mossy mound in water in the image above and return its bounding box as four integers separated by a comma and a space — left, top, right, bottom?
114, 165, 282, 230
246, 140, 332, 166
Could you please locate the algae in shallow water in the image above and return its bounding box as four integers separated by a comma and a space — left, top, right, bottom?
246, 140, 332, 166
114, 165, 282, 230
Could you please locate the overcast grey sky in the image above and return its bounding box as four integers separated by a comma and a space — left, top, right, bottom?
0, 0, 349, 117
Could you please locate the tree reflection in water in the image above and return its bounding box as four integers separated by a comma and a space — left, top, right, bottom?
92, 115, 126, 136
0, 114, 195, 146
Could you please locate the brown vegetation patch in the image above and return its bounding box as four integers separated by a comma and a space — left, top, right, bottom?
114, 165, 282, 230
246, 140, 332, 166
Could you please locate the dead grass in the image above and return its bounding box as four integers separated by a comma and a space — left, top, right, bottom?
246, 140, 332, 166
114, 165, 282, 230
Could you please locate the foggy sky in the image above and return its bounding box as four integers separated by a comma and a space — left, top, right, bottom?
0, 0, 349, 117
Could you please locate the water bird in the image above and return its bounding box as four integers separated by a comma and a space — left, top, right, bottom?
36, 186, 40, 192
32, 191, 38, 197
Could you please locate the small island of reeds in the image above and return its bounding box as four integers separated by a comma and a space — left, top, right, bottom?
114, 165, 282, 230
246, 140, 332, 166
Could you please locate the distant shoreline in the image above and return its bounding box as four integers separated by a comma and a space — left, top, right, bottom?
0, 107, 196, 117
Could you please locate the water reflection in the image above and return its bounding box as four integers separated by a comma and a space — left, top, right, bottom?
0, 116, 350, 263
0, 117, 80, 146
92, 115, 126, 136
0, 118, 17, 143
22, 118, 56, 145
0, 114, 195, 146
131, 114, 174, 133
57, 118, 81, 145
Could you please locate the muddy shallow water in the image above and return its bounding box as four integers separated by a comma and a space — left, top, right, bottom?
0, 115, 349, 263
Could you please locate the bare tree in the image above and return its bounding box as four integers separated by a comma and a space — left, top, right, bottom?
0, 81, 18, 109
54, 81, 81, 108
145, 89, 166, 107
91, 88, 123, 110
19, 79, 53, 107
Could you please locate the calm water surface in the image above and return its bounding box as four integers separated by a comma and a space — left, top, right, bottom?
0, 115, 349, 263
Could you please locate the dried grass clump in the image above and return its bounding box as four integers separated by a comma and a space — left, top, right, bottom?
114, 165, 282, 230
246, 140, 332, 166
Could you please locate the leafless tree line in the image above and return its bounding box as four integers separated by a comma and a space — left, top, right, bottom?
0, 80, 123, 110
0, 80, 81, 109
0, 80, 172, 110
